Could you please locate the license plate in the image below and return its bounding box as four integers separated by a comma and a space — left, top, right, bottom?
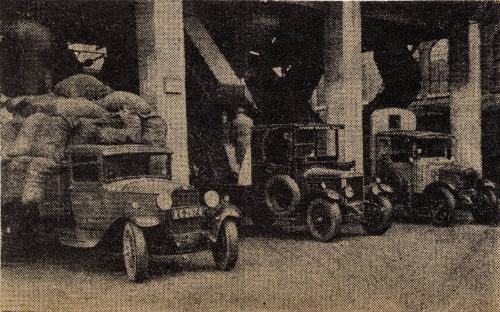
172, 207, 204, 220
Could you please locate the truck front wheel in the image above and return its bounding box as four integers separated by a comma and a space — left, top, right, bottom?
472, 189, 499, 224
212, 220, 239, 271
362, 195, 393, 235
426, 187, 456, 227
306, 199, 342, 242
123, 222, 148, 282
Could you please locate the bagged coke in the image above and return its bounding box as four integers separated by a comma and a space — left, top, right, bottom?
141, 115, 167, 146
54, 74, 112, 100
99, 91, 151, 115
52, 97, 109, 119
8, 113, 69, 162
21, 157, 58, 205
97, 109, 142, 144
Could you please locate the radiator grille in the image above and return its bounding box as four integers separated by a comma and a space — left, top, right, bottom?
171, 189, 200, 207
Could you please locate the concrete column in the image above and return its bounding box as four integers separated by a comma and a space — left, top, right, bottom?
136, 0, 189, 183
319, 2, 363, 173
448, 21, 482, 173
418, 41, 435, 97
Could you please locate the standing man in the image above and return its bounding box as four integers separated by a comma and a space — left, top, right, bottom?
232, 107, 253, 185
221, 110, 239, 178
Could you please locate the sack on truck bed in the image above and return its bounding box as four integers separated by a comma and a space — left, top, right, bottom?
1, 156, 35, 204
52, 97, 108, 119
97, 109, 142, 144
31, 115, 68, 162
141, 115, 167, 146
8, 113, 41, 157
68, 118, 100, 145
21, 157, 58, 205
1, 115, 24, 160
99, 91, 151, 115
5, 94, 59, 117
8, 113, 69, 162
4, 95, 107, 119
54, 74, 113, 100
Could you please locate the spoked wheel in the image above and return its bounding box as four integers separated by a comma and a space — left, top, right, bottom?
427, 187, 456, 227
306, 199, 342, 242
362, 195, 393, 235
212, 220, 239, 271
123, 222, 148, 282
473, 189, 499, 224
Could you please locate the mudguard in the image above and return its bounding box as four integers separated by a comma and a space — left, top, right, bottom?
317, 189, 341, 202
422, 181, 460, 205
368, 181, 394, 197
131, 216, 162, 227
423, 181, 458, 194
480, 179, 496, 190
208, 201, 241, 243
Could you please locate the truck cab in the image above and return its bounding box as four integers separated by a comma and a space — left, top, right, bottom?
374, 130, 498, 225
2, 144, 241, 282
206, 123, 393, 241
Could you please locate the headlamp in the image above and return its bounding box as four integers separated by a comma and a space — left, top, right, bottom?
344, 185, 354, 199
379, 183, 393, 193
371, 184, 381, 196
204, 190, 220, 208
157, 193, 172, 210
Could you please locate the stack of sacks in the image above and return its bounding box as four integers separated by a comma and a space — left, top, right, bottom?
0, 74, 168, 206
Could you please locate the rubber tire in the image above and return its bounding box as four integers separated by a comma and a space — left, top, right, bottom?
1, 203, 39, 262
212, 220, 239, 271
306, 199, 342, 242
264, 175, 301, 216
473, 189, 499, 224
427, 187, 456, 227
362, 195, 393, 235
123, 222, 148, 282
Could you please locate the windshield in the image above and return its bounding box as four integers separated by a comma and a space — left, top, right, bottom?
295, 128, 333, 158
103, 153, 172, 181
415, 138, 452, 158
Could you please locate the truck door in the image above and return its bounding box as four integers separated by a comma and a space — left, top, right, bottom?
252, 128, 293, 192
377, 136, 415, 202
69, 154, 104, 229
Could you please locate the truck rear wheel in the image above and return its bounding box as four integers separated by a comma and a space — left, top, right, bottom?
123, 222, 148, 282
1, 203, 39, 262
264, 175, 301, 216
306, 199, 342, 242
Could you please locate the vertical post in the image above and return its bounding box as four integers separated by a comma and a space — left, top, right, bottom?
136, 0, 189, 184
418, 41, 435, 97
319, 2, 363, 173
448, 21, 482, 173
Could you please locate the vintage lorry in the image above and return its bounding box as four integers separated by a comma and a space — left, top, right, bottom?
1, 144, 240, 282
200, 123, 394, 242
370, 108, 498, 226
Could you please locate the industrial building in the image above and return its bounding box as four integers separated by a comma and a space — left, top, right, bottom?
1, 0, 499, 185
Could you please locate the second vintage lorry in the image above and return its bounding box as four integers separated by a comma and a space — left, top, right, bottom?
199, 123, 394, 242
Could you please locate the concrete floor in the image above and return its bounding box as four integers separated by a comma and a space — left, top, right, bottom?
1, 223, 499, 312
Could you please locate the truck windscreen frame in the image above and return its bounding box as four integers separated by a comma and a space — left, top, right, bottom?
103, 153, 172, 181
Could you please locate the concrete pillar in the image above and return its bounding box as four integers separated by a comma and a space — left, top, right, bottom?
319, 2, 363, 173
136, 0, 189, 183
418, 41, 435, 97
448, 21, 482, 173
